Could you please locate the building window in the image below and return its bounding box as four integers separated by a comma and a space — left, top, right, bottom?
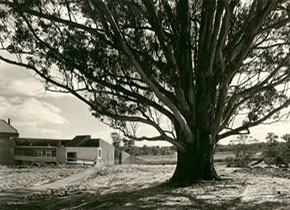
67, 152, 77, 161
46, 151, 52, 157
52, 150, 56, 157
98, 149, 102, 158
38, 151, 42, 157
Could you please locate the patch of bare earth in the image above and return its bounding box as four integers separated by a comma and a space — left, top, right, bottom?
0, 165, 85, 192
1, 164, 290, 209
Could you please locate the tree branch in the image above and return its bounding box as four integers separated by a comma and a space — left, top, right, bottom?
0, 54, 186, 149
261, 17, 290, 33
218, 98, 290, 140
90, 0, 194, 142
225, 1, 278, 79
0, 0, 113, 46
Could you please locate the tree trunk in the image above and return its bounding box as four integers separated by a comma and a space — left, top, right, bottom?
170, 135, 219, 185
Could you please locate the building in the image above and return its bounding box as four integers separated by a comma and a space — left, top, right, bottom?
0, 119, 19, 165
0, 119, 135, 166
14, 136, 114, 165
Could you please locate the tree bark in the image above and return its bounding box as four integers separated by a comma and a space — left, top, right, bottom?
170, 134, 219, 185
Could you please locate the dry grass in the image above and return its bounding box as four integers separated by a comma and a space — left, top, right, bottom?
136, 151, 235, 164
214, 151, 235, 161
2, 163, 290, 209
137, 154, 177, 164
0, 165, 85, 192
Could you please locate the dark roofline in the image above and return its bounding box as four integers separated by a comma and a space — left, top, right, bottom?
0, 119, 19, 135
91, 138, 103, 141
16, 137, 71, 141
15, 136, 103, 142
65, 135, 91, 146
0, 133, 19, 137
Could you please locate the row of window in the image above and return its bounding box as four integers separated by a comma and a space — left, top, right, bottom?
15, 148, 102, 159
15, 140, 100, 147
15, 149, 56, 157
66, 149, 102, 162
15, 141, 61, 147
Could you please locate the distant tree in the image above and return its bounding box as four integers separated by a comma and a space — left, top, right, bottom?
122, 138, 135, 154
281, 134, 290, 143
161, 147, 174, 155
265, 132, 279, 144
111, 132, 121, 149
228, 135, 258, 167
230, 135, 253, 158
265, 132, 279, 155
141, 145, 149, 156
111, 132, 135, 154
1, 0, 290, 184
133, 145, 175, 156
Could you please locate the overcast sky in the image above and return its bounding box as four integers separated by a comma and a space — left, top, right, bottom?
1, 58, 290, 145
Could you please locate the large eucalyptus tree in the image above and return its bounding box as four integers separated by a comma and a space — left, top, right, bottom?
0, 0, 290, 184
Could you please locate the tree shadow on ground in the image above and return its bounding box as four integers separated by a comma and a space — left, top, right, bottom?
1, 183, 290, 210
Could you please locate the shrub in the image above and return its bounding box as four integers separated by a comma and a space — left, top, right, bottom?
226, 135, 258, 167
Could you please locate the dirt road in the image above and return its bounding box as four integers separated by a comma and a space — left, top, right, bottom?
30, 166, 97, 191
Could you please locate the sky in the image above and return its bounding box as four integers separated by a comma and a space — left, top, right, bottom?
0, 56, 169, 146
1, 56, 290, 146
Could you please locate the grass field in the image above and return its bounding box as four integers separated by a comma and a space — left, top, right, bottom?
214, 151, 235, 161
136, 151, 235, 164
136, 154, 177, 164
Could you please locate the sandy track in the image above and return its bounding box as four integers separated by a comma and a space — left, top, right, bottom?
0, 166, 98, 202
29, 166, 98, 191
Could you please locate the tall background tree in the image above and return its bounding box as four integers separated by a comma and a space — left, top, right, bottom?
281, 134, 290, 143
265, 132, 279, 144
111, 132, 135, 154
0, 0, 290, 184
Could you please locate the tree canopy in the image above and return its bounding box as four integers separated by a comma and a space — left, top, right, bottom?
1, 0, 290, 183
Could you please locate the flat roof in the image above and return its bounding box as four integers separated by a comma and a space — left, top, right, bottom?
16, 137, 71, 141
15, 137, 103, 142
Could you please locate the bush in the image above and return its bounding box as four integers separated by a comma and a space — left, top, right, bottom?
226, 156, 252, 168
226, 135, 258, 167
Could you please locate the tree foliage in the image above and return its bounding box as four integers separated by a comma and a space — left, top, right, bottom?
132, 145, 176, 156
263, 132, 287, 165
265, 132, 279, 144
111, 132, 135, 153
227, 134, 258, 167
1, 0, 290, 182
281, 133, 290, 143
